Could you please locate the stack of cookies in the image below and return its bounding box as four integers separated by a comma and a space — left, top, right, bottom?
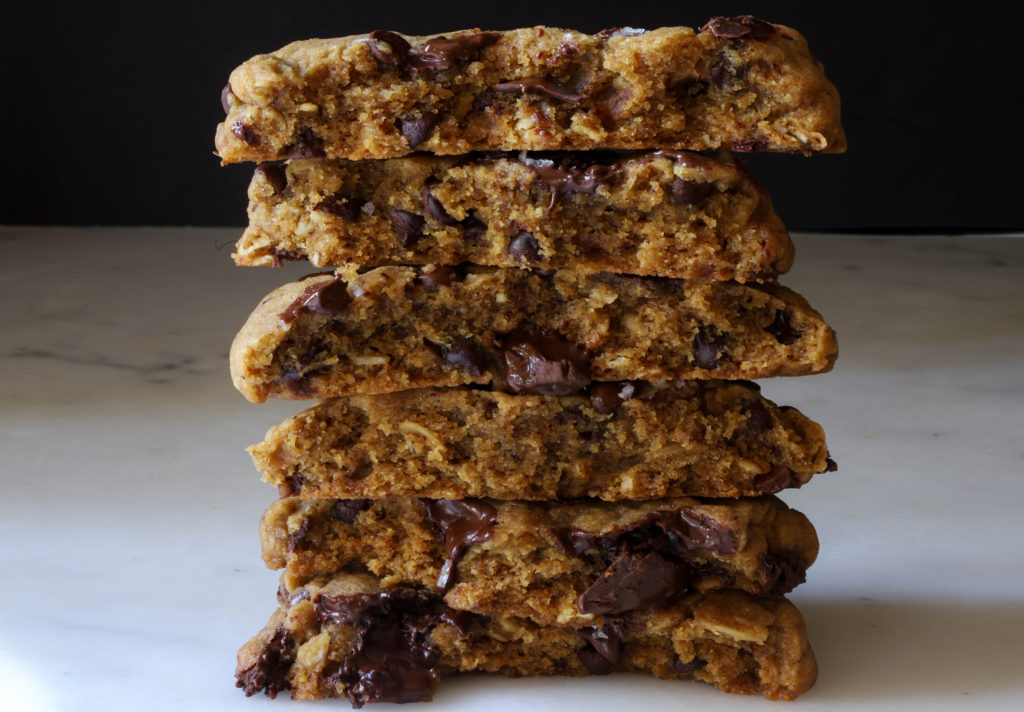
217, 15, 844, 705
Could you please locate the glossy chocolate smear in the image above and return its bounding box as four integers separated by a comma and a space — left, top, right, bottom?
520, 152, 621, 209
235, 626, 294, 698
369, 30, 501, 71
578, 550, 691, 615
661, 508, 737, 553
493, 77, 584, 103
318, 589, 444, 708
499, 328, 591, 396
423, 499, 499, 589
758, 551, 807, 595
415, 264, 465, 288
703, 15, 777, 41
279, 278, 351, 324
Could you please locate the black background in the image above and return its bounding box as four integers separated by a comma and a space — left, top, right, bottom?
1, 1, 1017, 231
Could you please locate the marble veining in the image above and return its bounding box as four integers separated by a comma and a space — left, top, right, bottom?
1, 227, 1022, 711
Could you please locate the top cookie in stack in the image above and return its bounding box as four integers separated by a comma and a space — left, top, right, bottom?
217, 17, 844, 162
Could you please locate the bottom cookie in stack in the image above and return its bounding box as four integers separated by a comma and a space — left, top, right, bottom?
236, 571, 817, 705
237, 494, 819, 703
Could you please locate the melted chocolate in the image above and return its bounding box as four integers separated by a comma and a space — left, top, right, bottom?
369, 30, 502, 71
423, 499, 499, 589
493, 77, 584, 103
578, 550, 691, 615
766, 309, 800, 345
279, 277, 351, 324
235, 626, 294, 698
317, 588, 445, 708
703, 15, 777, 41
498, 328, 592, 396
589, 381, 637, 414
415, 265, 465, 288
519, 152, 621, 209
576, 624, 623, 674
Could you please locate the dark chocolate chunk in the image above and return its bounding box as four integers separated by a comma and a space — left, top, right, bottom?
576, 625, 623, 675
671, 177, 714, 205
369, 30, 501, 71
271, 249, 305, 267
578, 550, 690, 615
230, 120, 260, 146
315, 192, 365, 221
444, 337, 488, 376
703, 15, 777, 41
692, 326, 726, 369
662, 508, 737, 553
493, 77, 584, 104
420, 181, 460, 225
766, 309, 800, 344
389, 209, 426, 247
499, 329, 591, 396
235, 626, 294, 698
279, 278, 351, 323
286, 518, 313, 552
331, 499, 371, 523
318, 588, 444, 707
398, 111, 440, 148
550, 526, 598, 558
507, 231, 541, 263
745, 399, 772, 433
415, 265, 465, 288
423, 499, 499, 590
826, 456, 838, 472
279, 472, 306, 497
521, 153, 621, 209
753, 464, 796, 493
284, 127, 325, 158
220, 83, 233, 113
460, 212, 487, 241
758, 551, 808, 595
589, 381, 636, 414
255, 163, 288, 195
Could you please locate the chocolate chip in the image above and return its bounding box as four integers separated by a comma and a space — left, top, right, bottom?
692, 326, 726, 369
578, 550, 690, 615
674, 657, 707, 674
369, 30, 502, 71
671, 177, 714, 205
493, 77, 584, 103
284, 127, 325, 158
444, 337, 488, 376
826, 457, 838, 472
576, 625, 623, 675
315, 192, 365, 221
507, 231, 541, 263
331, 499, 371, 523
758, 551, 807, 595
663, 508, 737, 553
220, 83, 233, 113
235, 626, 294, 698
286, 518, 312, 552
389, 209, 426, 247
589, 382, 636, 414
254, 163, 287, 195
423, 499, 498, 590
753, 465, 796, 493
230, 120, 260, 146
279, 278, 351, 324
397, 111, 440, 148
279, 473, 305, 497
420, 181, 459, 225
703, 15, 777, 40
367, 30, 414, 67
271, 249, 304, 267
522, 154, 621, 209
415, 265, 465, 288
766, 309, 800, 344
499, 329, 591, 396
670, 76, 709, 100
746, 400, 772, 433
460, 212, 487, 240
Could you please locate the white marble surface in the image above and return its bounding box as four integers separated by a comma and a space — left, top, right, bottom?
1, 228, 1023, 711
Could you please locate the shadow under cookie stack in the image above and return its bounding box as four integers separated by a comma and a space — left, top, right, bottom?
216, 15, 845, 706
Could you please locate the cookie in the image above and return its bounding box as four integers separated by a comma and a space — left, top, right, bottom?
262, 495, 818, 626
249, 382, 834, 500
229, 267, 838, 402
234, 150, 792, 282
236, 572, 817, 703
216, 18, 845, 163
